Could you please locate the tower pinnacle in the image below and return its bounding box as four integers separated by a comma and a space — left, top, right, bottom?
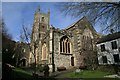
48, 8, 50, 16
38, 6, 40, 12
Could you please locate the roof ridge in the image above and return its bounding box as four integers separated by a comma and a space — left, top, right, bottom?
97, 31, 120, 44
65, 16, 86, 30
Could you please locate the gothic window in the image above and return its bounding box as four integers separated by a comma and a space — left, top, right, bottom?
41, 17, 44, 22
41, 26, 46, 32
68, 43, 70, 53
63, 41, 65, 52
60, 36, 71, 53
42, 43, 47, 60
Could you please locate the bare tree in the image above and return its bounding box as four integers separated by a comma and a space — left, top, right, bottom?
20, 24, 38, 73
20, 24, 31, 43
1, 18, 12, 39
80, 35, 98, 70
57, 2, 120, 34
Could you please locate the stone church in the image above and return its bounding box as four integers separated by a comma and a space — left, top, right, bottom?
28, 7, 99, 72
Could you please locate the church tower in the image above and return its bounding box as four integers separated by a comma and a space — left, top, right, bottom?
30, 6, 50, 64
32, 6, 50, 42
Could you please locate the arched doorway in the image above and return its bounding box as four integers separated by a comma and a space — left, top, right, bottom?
22, 59, 26, 66
71, 56, 74, 66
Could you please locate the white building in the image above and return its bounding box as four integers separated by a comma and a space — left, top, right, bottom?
97, 32, 120, 65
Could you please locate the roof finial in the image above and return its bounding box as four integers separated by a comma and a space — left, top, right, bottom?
38, 5, 40, 12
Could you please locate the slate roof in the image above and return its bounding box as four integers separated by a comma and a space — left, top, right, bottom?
65, 16, 97, 33
97, 31, 120, 44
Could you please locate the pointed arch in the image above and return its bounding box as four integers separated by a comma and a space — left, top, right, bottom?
42, 43, 48, 60
60, 36, 71, 54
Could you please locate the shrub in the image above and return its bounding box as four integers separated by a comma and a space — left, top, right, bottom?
37, 64, 44, 72
43, 64, 49, 72
30, 63, 36, 69
86, 64, 98, 70
96, 65, 115, 73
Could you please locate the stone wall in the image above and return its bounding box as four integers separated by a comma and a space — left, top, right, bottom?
53, 29, 74, 70
54, 53, 72, 70
29, 12, 99, 72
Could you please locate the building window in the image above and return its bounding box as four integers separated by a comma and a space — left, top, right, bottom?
102, 56, 107, 63
111, 41, 117, 49
100, 44, 106, 52
42, 43, 47, 60
113, 54, 120, 63
41, 17, 44, 22
42, 26, 45, 32
119, 47, 120, 52
60, 36, 71, 53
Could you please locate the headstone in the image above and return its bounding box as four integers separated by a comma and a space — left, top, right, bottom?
75, 69, 80, 75
48, 65, 52, 72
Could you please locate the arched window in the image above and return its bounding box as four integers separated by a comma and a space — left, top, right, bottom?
42, 43, 47, 60
41, 17, 44, 22
60, 36, 71, 53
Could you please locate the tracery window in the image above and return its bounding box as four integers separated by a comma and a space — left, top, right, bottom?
60, 36, 71, 53
42, 43, 47, 60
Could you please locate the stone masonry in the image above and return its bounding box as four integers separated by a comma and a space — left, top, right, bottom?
28, 6, 100, 72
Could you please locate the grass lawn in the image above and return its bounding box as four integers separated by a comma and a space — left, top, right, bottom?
11, 68, 33, 79
64, 70, 113, 78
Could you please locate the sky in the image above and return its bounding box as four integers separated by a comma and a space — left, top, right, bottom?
2, 0, 119, 2
3, 2, 119, 41
2, 2, 83, 41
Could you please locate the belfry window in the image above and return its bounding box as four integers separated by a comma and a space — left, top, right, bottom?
41, 17, 44, 22
60, 36, 71, 53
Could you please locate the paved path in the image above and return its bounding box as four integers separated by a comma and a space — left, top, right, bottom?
104, 74, 120, 78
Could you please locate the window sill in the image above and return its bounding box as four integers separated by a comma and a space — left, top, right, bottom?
60, 52, 72, 55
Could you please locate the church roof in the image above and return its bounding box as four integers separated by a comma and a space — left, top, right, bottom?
65, 16, 97, 33
65, 16, 85, 30
97, 31, 120, 44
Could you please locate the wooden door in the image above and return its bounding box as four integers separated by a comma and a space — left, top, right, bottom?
71, 56, 74, 66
